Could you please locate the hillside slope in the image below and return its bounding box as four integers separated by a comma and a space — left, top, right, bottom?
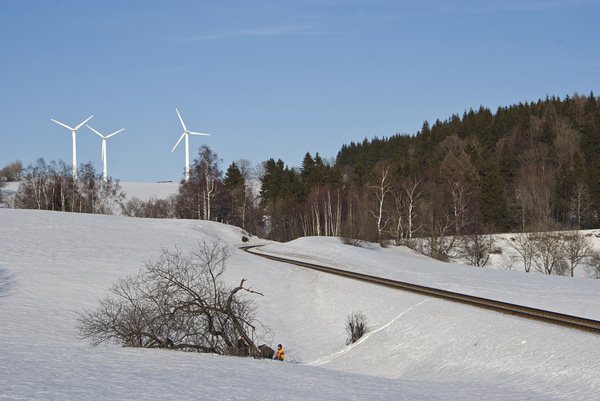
1, 209, 600, 400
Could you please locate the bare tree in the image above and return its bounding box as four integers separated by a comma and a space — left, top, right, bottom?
532, 231, 565, 275
78, 241, 265, 356
512, 162, 555, 229
584, 251, 600, 279
447, 180, 475, 236
324, 186, 342, 237
196, 146, 221, 220
563, 231, 594, 277
391, 178, 421, 246
301, 185, 343, 238
553, 118, 580, 167
456, 234, 496, 267
416, 181, 455, 261
235, 158, 256, 182
572, 181, 593, 229
176, 146, 223, 220
435, 135, 466, 162
340, 185, 375, 244
122, 197, 144, 217
369, 161, 394, 245
507, 232, 535, 273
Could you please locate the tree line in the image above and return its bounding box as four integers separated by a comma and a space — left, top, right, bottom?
260, 93, 600, 254
4, 92, 600, 265
336, 93, 600, 232
2, 146, 264, 236
6, 159, 124, 214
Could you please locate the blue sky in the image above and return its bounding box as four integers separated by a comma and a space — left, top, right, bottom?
1, 0, 598, 183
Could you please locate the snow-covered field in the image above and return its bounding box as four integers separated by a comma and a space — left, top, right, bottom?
118, 181, 180, 202
2, 183, 600, 400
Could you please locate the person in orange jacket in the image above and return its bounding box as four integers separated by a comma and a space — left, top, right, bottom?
274, 344, 284, 361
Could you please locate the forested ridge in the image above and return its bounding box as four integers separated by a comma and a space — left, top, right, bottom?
260, 92, 600, 250
5, 92, 600, 264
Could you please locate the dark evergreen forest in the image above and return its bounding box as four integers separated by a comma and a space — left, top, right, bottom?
259, 93, 600, 255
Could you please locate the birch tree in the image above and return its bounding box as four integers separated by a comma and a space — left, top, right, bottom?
369, 161, 394, 245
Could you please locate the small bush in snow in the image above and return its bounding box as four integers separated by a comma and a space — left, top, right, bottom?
346, 311, 368, 345
341, 236, 363, 246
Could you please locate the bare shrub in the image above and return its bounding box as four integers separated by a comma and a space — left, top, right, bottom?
346, 312, 368, 345
531, 231, 565, 275
499, 257, 516, 271
584, 251, 600, 279
507, 232, 536, 273
123, 196, 177, 218
78, 240, 265, 356
563, 232, 594, 277
553, 260, 571, 276
122, 196, 144, 217
456, 234, 497, 267
340, 236, 362, 246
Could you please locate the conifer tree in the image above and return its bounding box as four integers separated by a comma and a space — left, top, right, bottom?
498, 141, 516, 186
224, 162, 244, 190
581, 94, 600, 214
224, 162, 246, 227
300, 152, 315, 187
259, 159, 284, 205
478, 152, 510, 232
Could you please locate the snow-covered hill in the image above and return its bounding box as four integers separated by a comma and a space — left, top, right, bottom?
2, 206, 600, 400
118, 181, 180, 202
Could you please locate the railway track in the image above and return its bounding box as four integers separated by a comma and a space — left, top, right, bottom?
241, 245, 600, 335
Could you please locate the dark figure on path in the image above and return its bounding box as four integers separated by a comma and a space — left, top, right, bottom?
237, 337, 249, 356
257, 344, 274, 359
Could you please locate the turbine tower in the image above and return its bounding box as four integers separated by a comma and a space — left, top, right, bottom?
86, 125, 125, 182
171, 108, 210, 181
50, 115, 94, 180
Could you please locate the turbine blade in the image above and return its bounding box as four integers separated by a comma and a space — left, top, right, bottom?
75, 115, 94, 130
171, 133, 186, 153
106, 128, 125, 138
189, 132, 210, 136
51, 119, 73, 130
86, 124, 104, 138
176, 108, 187, 131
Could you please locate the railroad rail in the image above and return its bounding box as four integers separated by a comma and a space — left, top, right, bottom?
241, 245, 600, 335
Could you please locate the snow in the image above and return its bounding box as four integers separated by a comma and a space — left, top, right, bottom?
2, 185, 600, 399
257, 237, 600, 320
118, 181, 180, 202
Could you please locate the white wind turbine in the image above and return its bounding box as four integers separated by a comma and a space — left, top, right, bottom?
86, 125, 125, 182
171, 108, 210, 181
50, 115, 94, 180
